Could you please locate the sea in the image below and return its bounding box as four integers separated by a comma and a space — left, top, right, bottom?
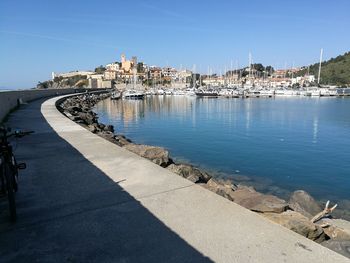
94, 96, 350, 217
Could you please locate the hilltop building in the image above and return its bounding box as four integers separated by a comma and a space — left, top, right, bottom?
52, 71, 95, 80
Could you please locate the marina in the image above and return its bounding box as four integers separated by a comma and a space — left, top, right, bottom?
115, 85, 350, 98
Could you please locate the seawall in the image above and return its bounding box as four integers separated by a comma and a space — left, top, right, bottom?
0, 88, 88, 123
42, 94, 349, 262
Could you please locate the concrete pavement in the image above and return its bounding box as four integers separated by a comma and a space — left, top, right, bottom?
0, 95, 348, 262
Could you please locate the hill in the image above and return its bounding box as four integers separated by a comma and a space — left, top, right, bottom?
296, 51, 350, 86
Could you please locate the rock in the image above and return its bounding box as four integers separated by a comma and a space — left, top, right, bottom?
67, 106, 82, 113
78, 112, 97, 125
104, 125, 114, 133
87, 124, 97, 133
69, 116, 82, 122
202, 178, 236, 201
231, 186, 289, 213
98, 131, 115, 142
167, 164, 212, 183
324, 225, 350, 241
319, 219, 350, 241
289, 190, 322, 219
321, 240, 350, 259
98, 123, 106, 130
114, 135, 132, 146
123, 144, 171, 167
263, 211, 326, 242
220, 179, 238, 191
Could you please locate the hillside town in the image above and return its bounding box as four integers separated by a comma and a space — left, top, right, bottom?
46, 53, 350, 97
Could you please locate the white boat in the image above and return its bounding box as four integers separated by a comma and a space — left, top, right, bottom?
195, 87, 219, 97
185, 88, 196, 96
157, 89, 165, 95
173, 89, 186, 95
110, 91, 121, 100
305, 87, 320, 96
165, 89, 173, 95
259, 89, 275, 97
275, 89, 299, 96
123, 90, 145, 99
219, 88, 240, 97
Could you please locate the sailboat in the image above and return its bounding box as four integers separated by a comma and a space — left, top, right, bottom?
305, 48, 323, 97
123, 67, 145, 99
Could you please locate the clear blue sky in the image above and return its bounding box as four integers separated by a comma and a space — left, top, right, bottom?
1, 0, 349, 89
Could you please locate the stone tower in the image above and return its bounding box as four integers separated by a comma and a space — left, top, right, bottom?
121, 54, 126, 63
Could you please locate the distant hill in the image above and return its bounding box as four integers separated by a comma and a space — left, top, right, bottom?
296, 51, 350, 86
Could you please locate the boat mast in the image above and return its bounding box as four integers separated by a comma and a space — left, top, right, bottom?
193, 64, 196, 88
230, 60, 233, 85
133, 67, 136, 90
248, 52, 252, 79
317, 48, 323, 85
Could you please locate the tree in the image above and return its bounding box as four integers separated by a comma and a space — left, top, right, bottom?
95, 65, 106, 74
265, 66, 275, 75
137, 62, 144, 73
252, 63, 264, 72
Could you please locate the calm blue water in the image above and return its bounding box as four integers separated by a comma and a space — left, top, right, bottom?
95, 96, 350, 203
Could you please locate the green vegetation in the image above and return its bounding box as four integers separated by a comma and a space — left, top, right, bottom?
56, 75, 88, 87
94, 65, 106, 74
226, 64, 274, 78
143, 78, 171, 86
37, 75, 88, 89
137, 62, 144, 73
37, 80, 53, 89
296, 51, 350, 86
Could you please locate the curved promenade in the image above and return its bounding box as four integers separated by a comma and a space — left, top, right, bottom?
0, 95, 348, 262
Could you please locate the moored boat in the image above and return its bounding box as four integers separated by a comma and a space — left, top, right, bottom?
123, 90, 145, 99
195, 87, 219, 97
110, 91, 121, 100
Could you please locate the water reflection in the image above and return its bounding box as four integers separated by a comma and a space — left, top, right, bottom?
95, 96, 350, 204
313, 116, 319, 144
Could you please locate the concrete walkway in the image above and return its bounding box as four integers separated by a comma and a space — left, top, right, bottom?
0, 96, 348, 262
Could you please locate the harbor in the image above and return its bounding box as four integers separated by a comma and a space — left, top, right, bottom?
116, 85, 350, 99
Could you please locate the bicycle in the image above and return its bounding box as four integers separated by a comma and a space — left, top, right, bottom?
0, 126, 33, 222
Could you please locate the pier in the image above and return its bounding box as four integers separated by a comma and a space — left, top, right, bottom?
0, 94, 348, 262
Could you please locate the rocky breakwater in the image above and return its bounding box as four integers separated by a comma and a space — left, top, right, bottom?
59, 93, 350, 259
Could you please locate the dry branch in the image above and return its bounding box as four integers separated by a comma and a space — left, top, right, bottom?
311, 200, 337, 224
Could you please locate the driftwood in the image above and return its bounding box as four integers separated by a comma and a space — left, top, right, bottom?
311, 200, 337, 225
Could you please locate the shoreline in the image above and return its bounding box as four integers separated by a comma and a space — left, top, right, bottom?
57, 92, 350, 258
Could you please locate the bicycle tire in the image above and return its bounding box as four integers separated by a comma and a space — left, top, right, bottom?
3, 162, 16, 222
11, 155, 18, 192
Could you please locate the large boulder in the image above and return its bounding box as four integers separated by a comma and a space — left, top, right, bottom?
201, 178, 237, 201
289, 190, 322, 219
320, 219, 350, 241
98, 131, 115, 143
87, 124, 98, 133
263, 211, 326, 242
321, 240, 350, 259
67, 106, 82, 114
167, 164, 212, 183
78, 112, 97, 125
114, 135, 132, 146
104, 125, 114, 133
123, 144, 172, 167
231, 186, 289, 213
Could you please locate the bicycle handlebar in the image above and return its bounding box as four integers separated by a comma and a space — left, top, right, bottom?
0, 127, 34, 140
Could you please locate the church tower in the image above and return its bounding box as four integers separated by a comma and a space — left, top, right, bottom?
121, 54, 126, 63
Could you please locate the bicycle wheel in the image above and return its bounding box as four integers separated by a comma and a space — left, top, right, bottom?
3, 162, 16, 222
11, 155, 18, 192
